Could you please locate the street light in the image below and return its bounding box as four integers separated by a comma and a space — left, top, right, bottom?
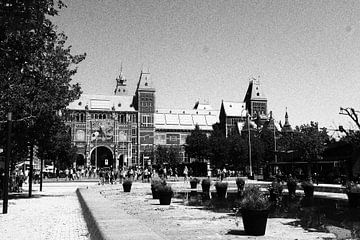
247, 113, 253, 178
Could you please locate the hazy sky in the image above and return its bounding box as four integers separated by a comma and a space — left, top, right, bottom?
53, 0, 360, 132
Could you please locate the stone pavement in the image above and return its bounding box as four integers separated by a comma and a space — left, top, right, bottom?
0, 179, 352, 240
0, 182, 95, 240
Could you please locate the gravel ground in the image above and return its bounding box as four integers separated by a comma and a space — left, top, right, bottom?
99, 182, 337, 240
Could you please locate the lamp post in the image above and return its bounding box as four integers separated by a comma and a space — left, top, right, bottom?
247, 114, 253, 178
3, 112, 12, 214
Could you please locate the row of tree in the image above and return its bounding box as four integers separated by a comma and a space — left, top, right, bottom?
183, 122, 330, 177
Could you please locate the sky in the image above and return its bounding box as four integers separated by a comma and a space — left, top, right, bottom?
52, 0, 360, 133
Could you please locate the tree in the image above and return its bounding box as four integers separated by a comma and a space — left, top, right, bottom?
185, 125, 209, 162
226, 134, 248, 171
36, 112, 76, 169
208, 124, 228, 169
154, 145, 181, 167
0, 0, 85, 166
277, 122, 329, 177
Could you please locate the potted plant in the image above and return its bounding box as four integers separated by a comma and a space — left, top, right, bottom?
201, 178, 211, 192
286, 175, 297, 198
122, 179, 132, 192
344, 181, 360, 208
238, 185, 270, 236
190, 177, 200, 189
268, 179, 283, 202
301, 180, 314, 198
215, 181, 228, 199
236, 177, 245, 193
151, 179, 166, 199
201, 178, 211, 200
157, 184, 173, 205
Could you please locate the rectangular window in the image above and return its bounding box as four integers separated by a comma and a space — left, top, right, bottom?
141, 114, 153, 127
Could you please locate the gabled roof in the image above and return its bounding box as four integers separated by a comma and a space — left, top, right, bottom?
221, 101, 247, 117
244, 77, 267, 102
67, 94, 136, 112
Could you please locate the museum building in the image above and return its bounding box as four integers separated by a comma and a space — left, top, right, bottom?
65, 71, 269, 169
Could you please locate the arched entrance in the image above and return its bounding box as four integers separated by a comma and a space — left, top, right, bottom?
90, 146, 113, 168
76, 154, 85, 167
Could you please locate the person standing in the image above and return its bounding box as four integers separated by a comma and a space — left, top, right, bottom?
183, 166, 188, 182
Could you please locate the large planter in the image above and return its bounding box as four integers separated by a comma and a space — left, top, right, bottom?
215, 185, 228, 199
190, 181, 198, 189
241, 209, 269, 236
347, 192, 360, 208
303, 185, 314, 198
123, 183, 132, 192
287, 182, 297, 197
159, 193, 172, 205
201, 183, 210, 193
269, 189, 278, 202
151, 187, 159, 199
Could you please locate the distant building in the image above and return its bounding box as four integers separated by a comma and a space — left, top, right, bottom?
154, 102, 218, 163
66, 71, 278, 169
219, 77, 269, 136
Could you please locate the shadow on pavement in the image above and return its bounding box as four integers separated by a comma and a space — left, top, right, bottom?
226, 229, 247, 235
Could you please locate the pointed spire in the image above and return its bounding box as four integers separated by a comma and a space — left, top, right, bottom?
282, 107, 293, 133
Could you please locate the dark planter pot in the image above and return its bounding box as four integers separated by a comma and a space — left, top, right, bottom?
201, 184, 210, 193
241, 209, 269, 236
347, 192, 360, 208
215, 186, 227, 199
151, 187, 159, 199
123, 184, 132, 192
159, 193, 172, 205
303, 185, 314, 198
190, 181, 198, 189
269, 189, 278, 202
287, 183, 297, 197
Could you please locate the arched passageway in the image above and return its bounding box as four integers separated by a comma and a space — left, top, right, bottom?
90, 146, 113, 168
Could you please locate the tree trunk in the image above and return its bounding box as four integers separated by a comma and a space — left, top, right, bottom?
29, 144, 33, 198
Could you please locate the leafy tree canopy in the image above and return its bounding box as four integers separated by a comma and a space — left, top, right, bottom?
0, 0, 86, 165
185, 125, 209, 162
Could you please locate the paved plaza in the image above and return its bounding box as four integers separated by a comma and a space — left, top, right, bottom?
0, 182, 94, 240
0, 180, 356, 239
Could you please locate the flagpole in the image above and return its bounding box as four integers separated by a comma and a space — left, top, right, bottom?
95, 138, 98, 168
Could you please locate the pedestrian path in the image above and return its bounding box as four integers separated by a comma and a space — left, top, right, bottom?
0, 183, 92, 240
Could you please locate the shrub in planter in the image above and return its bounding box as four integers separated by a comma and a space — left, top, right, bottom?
157, 185, 173, 205
201, 178, 211, 201
190, 177, 200, 189
301, 180, 314, 198
215, 181, 228, 199
286, 176, 297, 198
268, 180, 283, 202
122, 179, 132, 192
344, 181, 360, 208
238, 185, 270, 236
236, 177, 245, 193
201, 178, 211, 192
151, 179, 166, 199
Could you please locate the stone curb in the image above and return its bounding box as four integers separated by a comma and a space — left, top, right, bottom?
76, 188, 106, 240
76, 187, 164, 240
